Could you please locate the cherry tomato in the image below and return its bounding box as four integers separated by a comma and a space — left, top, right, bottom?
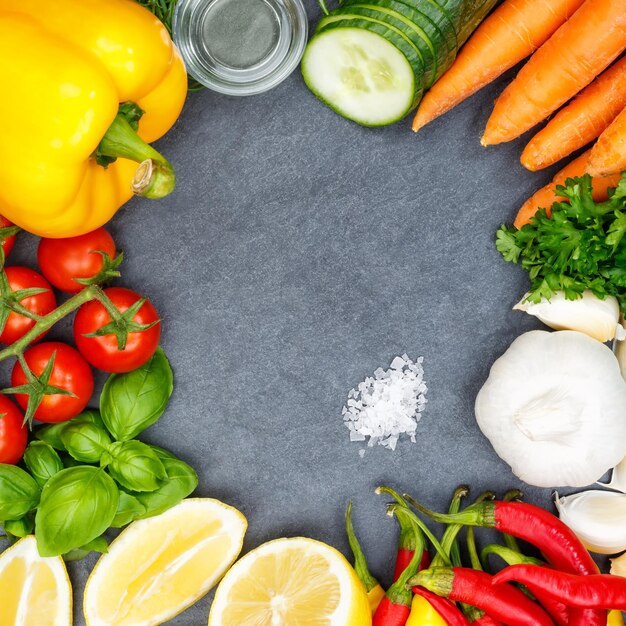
11, 342, 94, 423
0, 396, 27, 464
74, 287, 161, 373
37, 227, 117, 294
0, 215, 16, 259
0, 267, 57, 345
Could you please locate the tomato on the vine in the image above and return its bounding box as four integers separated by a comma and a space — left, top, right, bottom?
0, 215, 16, 259
0, 396, 27, 464
0, 267, 57, 345
11, 342, 94, 423
37, 227, 118, 294
74, 287, 161, 373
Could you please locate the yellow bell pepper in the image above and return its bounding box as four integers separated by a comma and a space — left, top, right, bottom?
0, 0, 187, 237
406, 594, 448, 626
609, 610, 625, 626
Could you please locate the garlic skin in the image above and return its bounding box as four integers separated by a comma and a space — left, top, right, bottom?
475, 330, 626, 488
600, 454, 626, 493
556, 490, 626, 554
514, 290, 626, 342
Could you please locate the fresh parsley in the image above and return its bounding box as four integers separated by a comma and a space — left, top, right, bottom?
496, 174, 626, 311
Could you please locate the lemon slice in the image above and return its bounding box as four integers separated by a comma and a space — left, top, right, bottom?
208, 536, 372, 626
0, 535, 71, 626
84, 498, 247, 626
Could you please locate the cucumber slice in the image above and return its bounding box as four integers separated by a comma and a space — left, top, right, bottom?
301, 24, 420, 126
317, 13, 426, 86
326, 5, 437, 86
375, 0, 458, 53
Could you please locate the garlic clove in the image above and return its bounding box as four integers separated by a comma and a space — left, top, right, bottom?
599, 454, 626, 493
555, 490, 626, 554
514, 290, 624, 342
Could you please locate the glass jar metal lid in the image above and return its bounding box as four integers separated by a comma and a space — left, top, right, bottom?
173, 0, 308, 96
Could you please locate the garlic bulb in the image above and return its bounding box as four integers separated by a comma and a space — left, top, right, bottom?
514, 290, 626, 342
556, 490, 626, 554
475, 330, 626, 488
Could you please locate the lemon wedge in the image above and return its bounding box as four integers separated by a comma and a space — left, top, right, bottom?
84, 498, 247, 626
208, 536, 372, 626
0, 535, 71, 626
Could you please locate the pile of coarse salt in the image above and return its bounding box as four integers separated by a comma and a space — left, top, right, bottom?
342, 354, 427, 453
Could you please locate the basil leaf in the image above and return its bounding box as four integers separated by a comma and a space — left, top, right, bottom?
36, 410, 105, 450
63, 535, 109, 562
23, 441, 63, 487
0, 464, 40, 520
111, 491, 146, 528
100, 348, 173, 441
107, 441, 166, 492
135, 453, 198, 519
60, 421, 111, 464
3, 515, 34, 538
35, 466, 118, 557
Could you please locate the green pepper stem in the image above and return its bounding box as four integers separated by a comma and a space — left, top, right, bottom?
98, 113, 176, 199
345, 501, 379, 593
376, 486, 417, 550
480, 543, 544, 570
408, 567, 454, 597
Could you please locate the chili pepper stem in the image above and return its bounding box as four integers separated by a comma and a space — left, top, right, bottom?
410, 567, 454, 597
98, 111, 176, 199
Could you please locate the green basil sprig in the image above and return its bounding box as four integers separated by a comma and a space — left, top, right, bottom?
23, 441, 64, 487
134, 447, 198, 519
0, 464, 40, 520
61, 421, 112, 464
36, 409, 105, 451
3, 515, 34, 539
111, 491, 146, 528
104, 440, 166, 492
35, 466, 118, 557
100, 347, 173, 441
63, 535, 109, 562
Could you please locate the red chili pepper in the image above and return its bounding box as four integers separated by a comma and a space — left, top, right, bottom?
412, 586, 471, 625
493, 564, 625, 611
373, 505, 425, 626
480, 543, 568, 626
377, 486, 430, 582
410, 567, 554, 626
410, 498, 603, 625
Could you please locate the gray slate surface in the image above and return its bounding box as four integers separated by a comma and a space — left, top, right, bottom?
3, 4, 587, 622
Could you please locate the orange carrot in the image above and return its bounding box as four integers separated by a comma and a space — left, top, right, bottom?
514, 150, 621, 228
521, 57, 626, 171
412, 0, 584, 132
482, 0, 626, 146
587, 104, 626, 176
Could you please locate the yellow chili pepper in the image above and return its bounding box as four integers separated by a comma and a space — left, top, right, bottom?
608, 610, 625, 626
406, 594, 448, 626
367, 583, 386, 614
0, 0, 187, 237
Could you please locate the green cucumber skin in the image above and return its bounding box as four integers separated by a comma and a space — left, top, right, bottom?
322, 6, 436, 86
455, 0, 498, 45
338, 0, 456, 80
316, 15, 426, 90
302, 21, 422, 127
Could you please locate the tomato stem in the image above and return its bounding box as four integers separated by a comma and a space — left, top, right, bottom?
0, 285, 102, 362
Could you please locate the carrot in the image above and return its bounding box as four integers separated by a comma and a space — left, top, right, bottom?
482, 0, 626, 146
412, 0, 584, 132
521, 57, 626, 171
587, 104, 626, 176
514, 150, 621, 228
